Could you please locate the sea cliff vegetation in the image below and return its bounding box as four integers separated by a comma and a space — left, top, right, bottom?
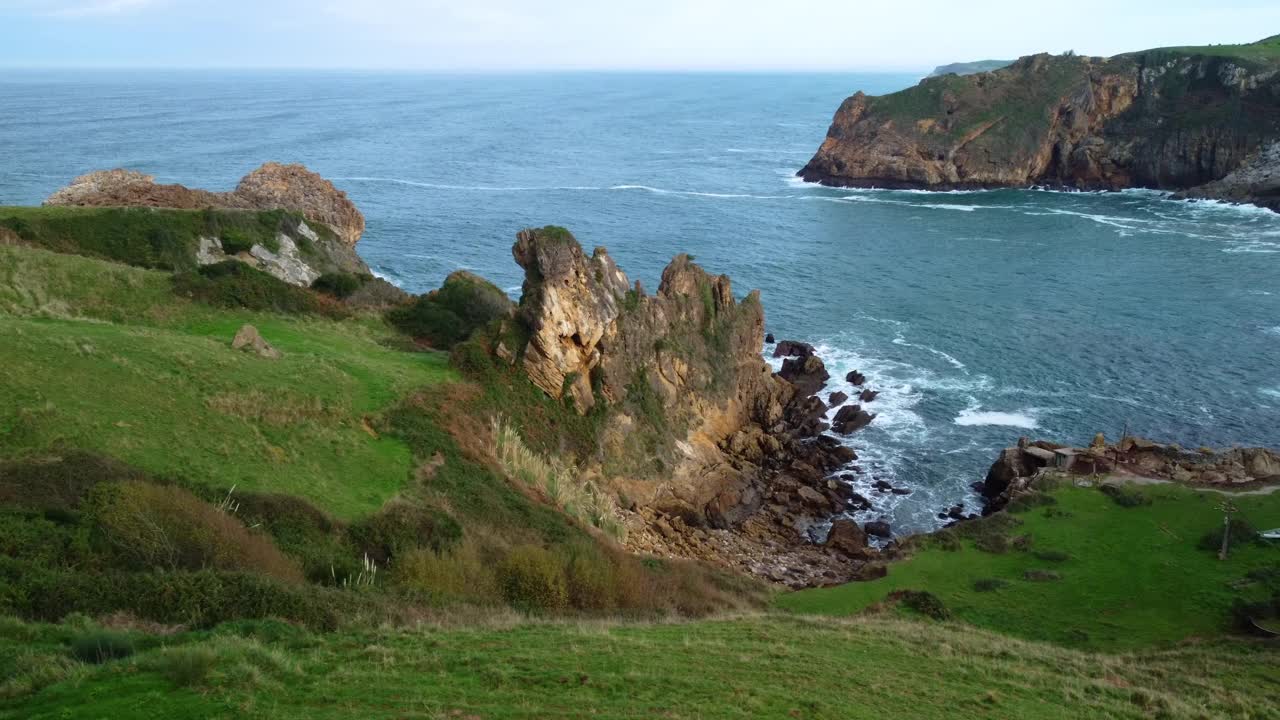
1, 201, 1277, 718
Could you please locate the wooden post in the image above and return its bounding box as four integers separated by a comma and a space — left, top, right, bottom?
1218, 513, 1231, 561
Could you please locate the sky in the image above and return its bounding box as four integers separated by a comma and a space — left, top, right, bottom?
0, 0, 1277, 71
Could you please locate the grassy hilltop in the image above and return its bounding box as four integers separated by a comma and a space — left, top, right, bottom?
1, 207, 1277, 718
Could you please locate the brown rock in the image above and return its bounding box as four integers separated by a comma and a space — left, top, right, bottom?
231, 324, 281, 359
825, 519, 870, 558
832, 405, 875, 435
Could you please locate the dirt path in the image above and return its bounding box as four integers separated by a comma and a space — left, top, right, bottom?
1096, 470, 1280, 496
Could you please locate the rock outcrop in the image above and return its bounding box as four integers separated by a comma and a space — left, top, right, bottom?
45, 163, 369, 285
981, 435, 1280, 513
800, 36, 1280, 212
496, 226, 872, 586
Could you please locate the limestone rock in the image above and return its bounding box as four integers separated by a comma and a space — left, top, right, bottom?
231, 324, 281, 359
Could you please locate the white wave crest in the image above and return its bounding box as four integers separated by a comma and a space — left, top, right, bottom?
954, 409, 1039, 429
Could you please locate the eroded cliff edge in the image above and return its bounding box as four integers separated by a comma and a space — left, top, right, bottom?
800, 36, 1280, 211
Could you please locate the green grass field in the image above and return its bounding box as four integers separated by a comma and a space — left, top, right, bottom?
779, 481, 1280, 650
0, 244, 452, 518
4, 614, 1276, 720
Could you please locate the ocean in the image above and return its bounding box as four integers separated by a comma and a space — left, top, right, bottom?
3, 70, 1279, 531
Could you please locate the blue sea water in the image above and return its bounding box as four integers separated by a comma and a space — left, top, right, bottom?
4, 70, 1279, 531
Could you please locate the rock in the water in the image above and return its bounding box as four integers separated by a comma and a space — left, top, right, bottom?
832, 405, 875, 435
858, 389, 880, 403
779, 354, 830, 396
825, 519, 870, 558
231, 324, 281, 359
864, 520, 892, 538
772, 340, 815, 358
828, 391, 849, 407
765, 333, 776, 344
845, 370, 867, 386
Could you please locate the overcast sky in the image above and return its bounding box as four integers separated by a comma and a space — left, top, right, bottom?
1, 0, 1277, 71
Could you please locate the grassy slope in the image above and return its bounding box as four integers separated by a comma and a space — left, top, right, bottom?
5, 615, 1277, 720
779, 481, 1280, 650
0, 243, 453, 519
1141, 34, 1280, 65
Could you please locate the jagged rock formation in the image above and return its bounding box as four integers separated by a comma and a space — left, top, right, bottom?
45, 163, 368, 285
497, 227, 876, 586
982, 435, 1280, 513
800, 36, 1280, 212
1174, 141, 1280, 211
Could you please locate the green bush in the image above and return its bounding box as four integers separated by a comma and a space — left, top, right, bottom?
565, 549, 617, 610
89, 480, 303, 582
1033, 550, 1070, 563
499, 545, 567, 611
219, 228, 254, 255
1198, 517, 1260, 554
0, 566, 346, 629
348, 501, 462, 564
69, 630, 135, 664
1098, 484, 1151, 508
143, 636, 298, 690
893, 590, 951, 620
0, 451, 151, 512
387, 271, 512, 348
311, 272, 364, 299
172, 261, 345, 317
973, 578, 1010, 593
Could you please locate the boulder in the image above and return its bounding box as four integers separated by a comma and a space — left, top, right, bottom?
828, 391, 849, 407
231, 324, 281, 359
845, 370, 867, 386
779, 355, 830, 396
858, 389, 880, 403
832, 405, 875, 435
796, 485, 831, 510
825, 519, 870, 558
765, 333, 776, 344
772, 340, 815, 358
983, 447, 1031, 499
864, 520, 892, 538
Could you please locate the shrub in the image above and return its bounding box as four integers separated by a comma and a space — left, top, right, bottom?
394, 541, 499, 605
891, 590, 951, 620
565, 549, 617, 610
172, 261, 345, 317
219, 228, 254, 255
144, 636, 298, 690
973, 578, 1010, 593
89, 480, 303, 582
387, 271, 512, 348
1098, 484, 1152, 508
499, 545, 567, 611
1033, 550, 1070, 563
69, 630, 135, 664
311, 272, 364, 299
0, 451, 150, 512
1198, 517, 1260, 554
0, 567, 347, 629
1006, 492, 1057, 513
348, 500, 462, 564
1023, 569, 1062, 582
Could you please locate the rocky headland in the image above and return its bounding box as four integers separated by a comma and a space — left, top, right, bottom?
488, 227, 890, 586
44, 163, 372, 285
800, 35, 1280, 212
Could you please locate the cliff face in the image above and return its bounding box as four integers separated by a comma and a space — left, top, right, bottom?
44, 163, 368, 284
800, 37, 1280, 208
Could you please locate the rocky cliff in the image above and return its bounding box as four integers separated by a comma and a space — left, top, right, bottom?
800, 36, 1280, 211
45, 163, 368, 284
491, 227, 880, 585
